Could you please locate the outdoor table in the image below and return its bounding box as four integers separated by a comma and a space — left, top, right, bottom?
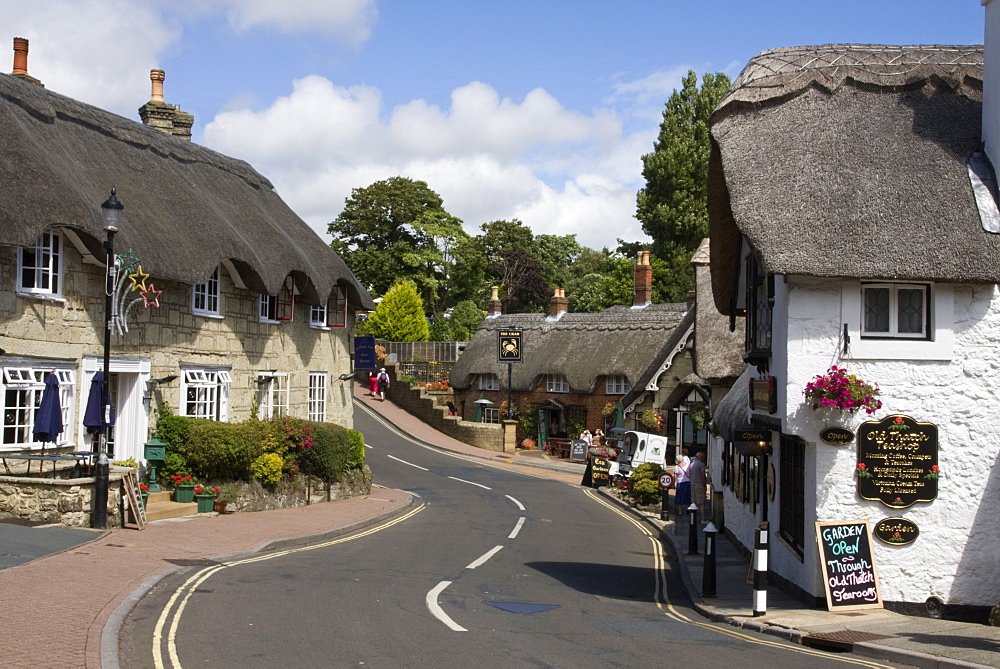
0, 452, 91, 478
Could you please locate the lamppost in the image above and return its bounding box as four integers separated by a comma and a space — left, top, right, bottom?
93, 188, 123, 529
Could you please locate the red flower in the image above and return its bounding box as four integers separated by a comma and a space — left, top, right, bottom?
856, 463, 866, 470
930, 465, 939, 472
894, 416, 904, 424
893, 532, 901, 537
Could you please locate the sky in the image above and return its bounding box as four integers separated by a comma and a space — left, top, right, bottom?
0, 1, 987, 252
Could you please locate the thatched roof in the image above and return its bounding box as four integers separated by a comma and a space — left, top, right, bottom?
708, 44, 994, 315
0, 72, 373, 309
449, 303, 689, 392
691, 238, 744, 380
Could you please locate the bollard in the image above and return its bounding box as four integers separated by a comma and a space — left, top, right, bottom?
93, 452, 109, 529
687, 503, 699, 555
661, 487, 670, 521
702, 522, 719, 597
752, 522, 769, 616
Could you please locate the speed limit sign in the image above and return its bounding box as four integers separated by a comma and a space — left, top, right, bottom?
658, 472, 674, 489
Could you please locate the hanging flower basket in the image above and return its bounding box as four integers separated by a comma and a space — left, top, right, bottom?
602, 402, 616, 418
803, 366, 882, 415
640, 410, 664, 432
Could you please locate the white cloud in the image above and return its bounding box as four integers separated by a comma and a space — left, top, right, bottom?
214, 0, 377, 43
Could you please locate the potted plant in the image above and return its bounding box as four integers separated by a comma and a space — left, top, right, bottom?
194, 484, 219, 513
215, 482, 239, 513
520, 438, 537, 450
172, 475, 196, 503
138, 483, 150, 510
803, 365, 882, 415
641, 410, 664, 432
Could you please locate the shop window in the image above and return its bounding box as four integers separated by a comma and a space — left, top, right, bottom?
779, 434, 806, 558
484, 407, 500, 424
17, 232, 62, 298
862, 283, 930, 339
2, 366, 75, 448
182, 368, 231, 421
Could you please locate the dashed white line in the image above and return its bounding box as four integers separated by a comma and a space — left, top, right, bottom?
508, 516, 525, 539
426, 581, 467, 632
387, 454, 429, 470
505, 494, 525, 510
448, 476, 491, 490
466, 545, 504, 569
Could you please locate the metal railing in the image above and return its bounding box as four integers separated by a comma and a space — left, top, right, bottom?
383, 341, 465, 364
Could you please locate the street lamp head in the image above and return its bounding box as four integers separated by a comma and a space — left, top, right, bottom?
101, 187, 124, 232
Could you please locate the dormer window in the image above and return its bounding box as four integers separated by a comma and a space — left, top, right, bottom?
744, 254, 773, 365
310, 286, 348, 328
546, 374, 569, 393
862, 283, 930, 339
479, 373, 500, 391
192, 266, 221, 316
17, 232, 62, 298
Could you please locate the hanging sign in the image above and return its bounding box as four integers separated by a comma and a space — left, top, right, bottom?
497, 329, 523, 363
815, 520, 883, 611
873, 517, 920, 546
354, 336, 377, 371
856, 415, 938, 509
749, 376, 778, 413
820, 426, 855, 446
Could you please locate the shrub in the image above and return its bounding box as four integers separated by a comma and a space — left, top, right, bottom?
251, 452, 285, 485
112, 457, 139, 469
629, 477, 662, 506
298, 423, 351, 483
347, 429, 366, 470
631, 462, 664, 482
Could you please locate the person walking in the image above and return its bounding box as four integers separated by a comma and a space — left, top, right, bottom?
376, 368, 390, 401
673, 454, 691, 518
690, 451, 708, 521
368, 371, 379, 396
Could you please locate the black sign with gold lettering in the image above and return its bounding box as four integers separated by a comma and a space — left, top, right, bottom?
497, 329, 523, 363
857, 415, 938, 509
820, 427, 855, 446
581, 456, 612, 488
749, 376, 778, 413
873, 517, 920, 546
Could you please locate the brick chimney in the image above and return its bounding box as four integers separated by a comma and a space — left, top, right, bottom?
548, 288, 568, 319
11, 38, 43, 87
138, 69, 194, 140
487, 285, 502, 318
632, 250, 652, 307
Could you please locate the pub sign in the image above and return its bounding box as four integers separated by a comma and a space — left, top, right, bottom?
749, 376, 778, 413
497, 329, 523, 363
857, 415, 938, 509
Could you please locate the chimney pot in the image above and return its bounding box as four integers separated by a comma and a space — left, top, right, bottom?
488, 285, 502, 316
549, 287, 568, 318
12, 37, 28, 74
633, 251, 653, 306
150, 69, 165, 102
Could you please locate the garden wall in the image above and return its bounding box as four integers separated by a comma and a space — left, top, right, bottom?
0, 468, 126, 528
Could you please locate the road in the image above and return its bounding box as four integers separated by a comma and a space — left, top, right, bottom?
119, 403, 908, 668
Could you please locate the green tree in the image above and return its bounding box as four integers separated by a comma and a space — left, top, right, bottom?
636, 71, 730, 297
448, 300, 486, 340
535, 233, 582, 289
367, 280, 430, 342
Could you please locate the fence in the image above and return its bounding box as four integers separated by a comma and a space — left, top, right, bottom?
383, 341, 464, 364
396, 361, 454, 385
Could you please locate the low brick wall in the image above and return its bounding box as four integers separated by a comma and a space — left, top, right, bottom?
378, 368, 515, 453
0, 468, 126, 528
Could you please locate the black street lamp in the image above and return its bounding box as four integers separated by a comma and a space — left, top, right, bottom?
93, 188, 122, 529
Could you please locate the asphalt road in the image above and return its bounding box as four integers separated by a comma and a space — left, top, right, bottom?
119, 405, 908, 669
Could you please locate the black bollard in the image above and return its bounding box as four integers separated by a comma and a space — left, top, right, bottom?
687, 503, 699, 554
702, 522, 719, 597
661, 487, 670, 521
753, 522, 769, 616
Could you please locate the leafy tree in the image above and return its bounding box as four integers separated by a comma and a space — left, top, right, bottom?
479, 219, 537, 262
448, 300, 486, 340
367, 280, 429, 341
492, 248, 550, 313
636, 71, 730, 297
535, 233, 582, 289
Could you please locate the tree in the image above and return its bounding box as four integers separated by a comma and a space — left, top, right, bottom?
492, 248, 550, 313
636, 71, 730, 297
448, 300, 486, 341
535, 233, 582, 290
366, 280, 429, 342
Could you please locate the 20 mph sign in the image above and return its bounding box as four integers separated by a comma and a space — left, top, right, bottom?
658, 472, 674, 489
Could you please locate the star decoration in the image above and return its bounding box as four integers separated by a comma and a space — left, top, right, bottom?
140, 283, 162, 308
128, 265, 150, 292
116, 249, 140, 275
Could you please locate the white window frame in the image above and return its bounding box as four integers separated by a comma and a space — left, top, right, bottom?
181, 368, 231, 421
606, 375, 631, 395
192, 266, 221, 316
2, 364, 76, 451
17, 231, 63, 298
479, 373, 500, 391
259, 294, 279, 323
841, 281, 952, 361
308, 372, 327, 422
546, 373, 569, 393
310, 303, 329, 329
256, 373, 289, 419
861, 282, 929, 339
484, 407, 500, 424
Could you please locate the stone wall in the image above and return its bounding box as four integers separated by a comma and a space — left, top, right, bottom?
227, 467, 373, 512
0, 471, 125, 528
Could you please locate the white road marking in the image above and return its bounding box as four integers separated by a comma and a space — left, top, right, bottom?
466, 545, 504, 569
387, 454, 429, 470
505, 494, 525, 510
508, 517, 525, 539
365, 443, 373, 449
426, 581, 467, 632
448, 476, 491, 489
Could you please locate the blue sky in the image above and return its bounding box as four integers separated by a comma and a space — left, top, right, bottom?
0, 1, 986, 251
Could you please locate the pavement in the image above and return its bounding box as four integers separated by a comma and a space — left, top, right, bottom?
0, 381, 996, 668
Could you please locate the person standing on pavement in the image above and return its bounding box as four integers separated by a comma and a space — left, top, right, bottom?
580, 429, 592, 445
673, 454, 691, 517
376, 368, 390, 401
690, 451, 708, 521
368, 371, 379, 396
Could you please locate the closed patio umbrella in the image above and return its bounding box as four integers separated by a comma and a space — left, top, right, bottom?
611, 400, 626, 433
472, 397, 493, 422
83, 371, 115, 437
32, 373, 63, 473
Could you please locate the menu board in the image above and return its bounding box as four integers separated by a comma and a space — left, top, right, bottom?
581, 456, 611, 488
857, 415, 938, 509
815, 520, 883, 611
569, 439, 588, 462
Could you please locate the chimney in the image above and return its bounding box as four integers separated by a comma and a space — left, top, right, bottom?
487, 285, 502, 318
548, 288, 568, 319
685, 289, 696, 311
632, 250, 652, 307
11, 38, 43, 87
138, 69, 194, 141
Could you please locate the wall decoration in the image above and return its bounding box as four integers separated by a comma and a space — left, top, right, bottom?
856, 415, 938, 509
873, 517, 919, 546
820, 426, 855, 445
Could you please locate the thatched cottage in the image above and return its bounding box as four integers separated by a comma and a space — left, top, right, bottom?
708, 38, 1000, 619
0, 41, 373, 465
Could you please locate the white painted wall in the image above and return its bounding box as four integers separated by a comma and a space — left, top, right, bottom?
983, 0, 1000, 165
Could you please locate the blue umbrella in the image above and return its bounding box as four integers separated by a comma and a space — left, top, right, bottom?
83, 371, 115, 436
32, 373, 63, 473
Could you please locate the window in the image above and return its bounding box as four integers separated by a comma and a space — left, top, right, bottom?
546, 374, 569, 393
256, 373, 289, 419
779, 434, 806, 558
862, 283, 929, 339
310, 303, 327, 328
259, 294, 278, 323
308, 372, 327, 422
17, 232, 62, 297
484, 407, 500, 424
479, 374, 500, 391
606, 375, 631, 394
192, 267, 221, 316
181, 368, 231, 421
2, 366, 75, 449
310, 286, 348, 328
744, 255, 773, 363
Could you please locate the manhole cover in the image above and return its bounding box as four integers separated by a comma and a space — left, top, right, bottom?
485, 601, 561, 614
165, 558, 219, 567
802, 630, 893, 652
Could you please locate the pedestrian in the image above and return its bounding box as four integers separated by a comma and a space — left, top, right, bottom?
368, 371, 379, 396
593, 428, 604, 445
376, 367, 390, 401
673, 454, 691, 517
446, 401, 457, 416
690, 451, 708, 521
580, 429, 592, 445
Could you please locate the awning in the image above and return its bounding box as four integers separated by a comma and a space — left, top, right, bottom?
712, 367, 752, 441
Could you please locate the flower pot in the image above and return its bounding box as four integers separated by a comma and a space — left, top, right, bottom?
139, 493, 149, 510
195, 493, 216, 513
174, 484, 196, 503
213, 500, 229, 514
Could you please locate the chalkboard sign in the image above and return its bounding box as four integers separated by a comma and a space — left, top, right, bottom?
569, 439, 588, 462
815, 520, 883, 611
581, 456, 612, 488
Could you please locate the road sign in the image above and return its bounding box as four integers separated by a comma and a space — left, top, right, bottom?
658, 472, 674, 489
497, 329, 522, 363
